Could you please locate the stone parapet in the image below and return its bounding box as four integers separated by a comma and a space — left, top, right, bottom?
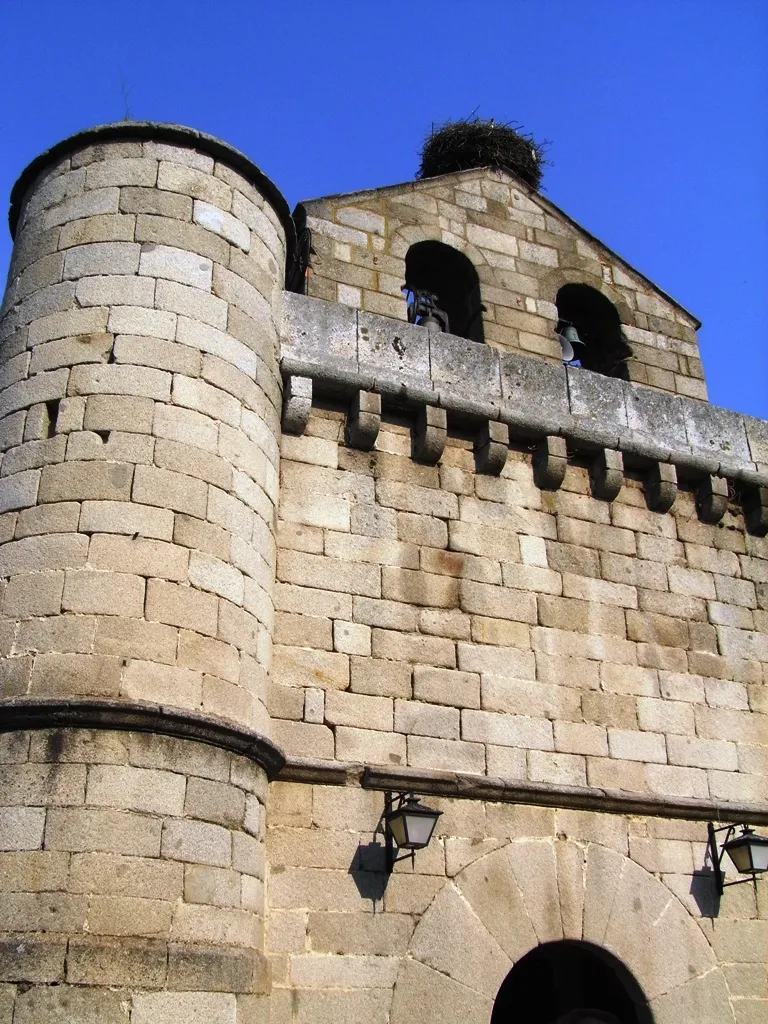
281, 293, 768, 533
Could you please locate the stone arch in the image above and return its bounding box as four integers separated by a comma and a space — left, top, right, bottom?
492, 940, 653, 1023
540, 267, 634, 328
405, 240, 485, 342
389, 224, 488, 272
389, 839, 735, 1024
386, 225, 489, 334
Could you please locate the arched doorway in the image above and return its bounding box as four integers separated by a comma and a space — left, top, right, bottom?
491, 940, 653, 1024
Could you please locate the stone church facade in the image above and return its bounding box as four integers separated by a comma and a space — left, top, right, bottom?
0, 122, 765, 1023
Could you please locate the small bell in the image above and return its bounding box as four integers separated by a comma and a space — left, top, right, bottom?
557, 323, 583, 363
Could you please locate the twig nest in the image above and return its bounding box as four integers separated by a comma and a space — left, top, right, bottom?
417, 117, 547, 191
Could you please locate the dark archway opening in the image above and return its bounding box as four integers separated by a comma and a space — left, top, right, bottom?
555, 284, 632, 379
491, 940, 654, 1024
405, 241, 485, 343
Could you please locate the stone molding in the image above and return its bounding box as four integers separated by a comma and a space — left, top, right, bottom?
280, 294, 768, 531
0, 696, 286, 778
277, 756, 768, 826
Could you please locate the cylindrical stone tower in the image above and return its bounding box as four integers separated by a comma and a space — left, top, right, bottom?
0, 123, 292, 1021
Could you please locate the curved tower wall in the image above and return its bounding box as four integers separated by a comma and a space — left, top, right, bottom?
0, 125, 288, 1018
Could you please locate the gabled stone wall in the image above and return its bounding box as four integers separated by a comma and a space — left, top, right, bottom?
300, 167, 706, 398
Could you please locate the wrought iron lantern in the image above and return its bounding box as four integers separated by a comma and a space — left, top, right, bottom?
384, 792, 442, 872
708, 822, 768, 895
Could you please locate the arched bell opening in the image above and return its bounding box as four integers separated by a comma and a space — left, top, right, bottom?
491, 939, 654, 1024
404, 240, 485, 342
555, 283, 632, 379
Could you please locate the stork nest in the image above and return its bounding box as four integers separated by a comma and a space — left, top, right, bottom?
417, 117, 547, 191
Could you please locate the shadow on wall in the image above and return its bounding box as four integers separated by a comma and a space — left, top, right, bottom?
689, 868, 720, 918
348, 841, 387, 903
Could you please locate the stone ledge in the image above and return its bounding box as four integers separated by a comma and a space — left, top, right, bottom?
277, 755, 768, 826
0, 697, 285, 779
280, 294, 768, 493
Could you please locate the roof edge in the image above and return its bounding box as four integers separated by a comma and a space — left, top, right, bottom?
298, 165, 701, 330
9, 121, 296, 264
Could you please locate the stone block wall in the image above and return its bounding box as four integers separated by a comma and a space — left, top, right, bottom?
273, 403, 768, 804
263, 781, 767, 1024
0, 126, 288, 732
1, 122, 765, 1022
300, 167, 706, 398
0, 727, 268, 1023
0, 123, 291, 1018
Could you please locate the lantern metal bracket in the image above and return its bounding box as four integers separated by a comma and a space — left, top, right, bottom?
384, 791, 416, 874
708, 822, 756, 896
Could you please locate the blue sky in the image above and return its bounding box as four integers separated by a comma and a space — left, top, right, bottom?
1, 0, 766, 418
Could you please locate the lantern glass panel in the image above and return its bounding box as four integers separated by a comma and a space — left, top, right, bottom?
726, 840, 753, 874
752, 841, 768, 873
725, 832, 768, 874
388, 812, 408, 848
403, 811, 437, 849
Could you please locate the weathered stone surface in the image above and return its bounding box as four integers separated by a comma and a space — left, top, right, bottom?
624, 386, 686, 457
357, 311, 432, 394
430, 333, 501, 409
281, 374, 312, 435
346, 390, 381, 450
474, 419, 508, 476
500, 352, 570, 435
567, 365, 628, 447
456, 848, 537, 962
645, 461, 677, 512
589, 447, 623, 501
282, 292, 357, 371
390, 958, 493, 1024
683, 397, 752, 464
412, 405, 447, 464
696, 474, 729, 523
602, 858, 715, 999
409, 883, 510, 998
532, 434, 567, 490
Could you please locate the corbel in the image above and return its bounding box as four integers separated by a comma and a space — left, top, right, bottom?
345, 390, 381, 450
695, 474, 729, 524
413, 405, 447, 465
743, 485, 768, 536
644, 462, 677, 513
532, 435, 567, 491
474, 420, 509, 476
590, 448, 623, 501
281, 375, 313, 435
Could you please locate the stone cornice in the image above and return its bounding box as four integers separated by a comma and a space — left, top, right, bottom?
0, 697, 286, 779
280, 294, 768, 532
279, 756, 768, 826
